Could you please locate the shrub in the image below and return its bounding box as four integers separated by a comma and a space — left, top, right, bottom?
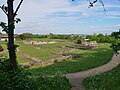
110, 43, 120, 54
0, 58, 36, 90
34, 73, 71, 90
0, 58, 71, 90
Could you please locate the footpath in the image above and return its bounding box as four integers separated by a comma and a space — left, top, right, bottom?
66, 52, 120, 90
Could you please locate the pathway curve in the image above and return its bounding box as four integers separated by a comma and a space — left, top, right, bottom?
66, 52, 120, 90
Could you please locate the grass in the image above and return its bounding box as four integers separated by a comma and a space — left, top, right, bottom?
0, 42, 8, 58
0, 41, 32, 64
29, 43, 114, 75
83, 65, 120, 90
0, 40, 74, 63
18, 41, 73, 61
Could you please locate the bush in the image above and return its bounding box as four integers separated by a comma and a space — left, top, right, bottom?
34, 73, 71, 90
110, 43, 120, 54
0, 58, 36, 90
0, 58, 71, 90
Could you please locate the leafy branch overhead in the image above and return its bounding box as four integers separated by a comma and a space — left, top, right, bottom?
0, 17, 21, 33
0, 0, 23, 17
0, 5, 8, 16
72, 0, 106, 11
0, 22, 8, 33
0, 0, 23, 33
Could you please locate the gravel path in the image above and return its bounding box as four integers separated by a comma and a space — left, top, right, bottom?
66, 52, 120, 90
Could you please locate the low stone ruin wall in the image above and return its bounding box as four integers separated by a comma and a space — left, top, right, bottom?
52, 48, 76, 55
21, 49, 77, 68
23, 40, 56, 45
21, 54, 73, 68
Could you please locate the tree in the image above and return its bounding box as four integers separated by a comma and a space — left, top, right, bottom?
111, 30, 120, 54
111, 29, 120, 39
0, 0, 23, 67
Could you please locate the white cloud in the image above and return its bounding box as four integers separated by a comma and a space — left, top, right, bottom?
0, 0, 120, 34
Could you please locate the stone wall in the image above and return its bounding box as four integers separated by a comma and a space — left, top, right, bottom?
21, 55, 72, 68
23, 40, 56, 45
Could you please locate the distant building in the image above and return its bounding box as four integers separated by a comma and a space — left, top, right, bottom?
0, 35, 16, 41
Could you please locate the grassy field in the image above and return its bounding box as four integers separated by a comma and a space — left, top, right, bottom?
0, 42, 8, 58
0, 40, 74, 63
18, 41, 74, 61
0, 41, 32, 64
30, 43, 114, 75
83, 65, 120, 90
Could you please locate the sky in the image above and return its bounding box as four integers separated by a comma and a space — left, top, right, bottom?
0, 0, 120, 35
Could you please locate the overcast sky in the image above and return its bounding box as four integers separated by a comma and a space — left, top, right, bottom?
0, 0, 120, 34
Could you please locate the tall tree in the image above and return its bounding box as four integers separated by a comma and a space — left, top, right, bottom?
0, 0, 23, 67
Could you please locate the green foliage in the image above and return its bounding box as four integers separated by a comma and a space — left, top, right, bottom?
86, 34, 118, 43
47, 34, 70, 39
84, 65, 120, 90
111, 43, 120, 54
0, 58, 35, 90
75, 38, 82, 44
5, 39, 7, 42
0, 22, 8, 33
0, 58, 71, 90
18, 34, 26, 40
33, 73, 71, 90
110, 30, 120, 53
17, 33, 48, 40
0, 5, 8, 13
111, 29, 120, 39
14, 18, 21, 23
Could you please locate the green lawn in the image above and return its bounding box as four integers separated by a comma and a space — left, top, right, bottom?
0, 40, 74, 63
30, 43, 114, 75
83, 65, 120, 90
0, 42, 8, 58
0, 41, 32, 64
18, 41, 74, 61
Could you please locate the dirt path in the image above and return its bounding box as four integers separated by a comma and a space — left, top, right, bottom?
66, 52, 120, 90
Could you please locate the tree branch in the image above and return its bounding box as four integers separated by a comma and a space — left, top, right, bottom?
14, 0, 23, 17
0, 6, 8, 16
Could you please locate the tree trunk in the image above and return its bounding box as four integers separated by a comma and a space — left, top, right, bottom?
7, 0, 17, 67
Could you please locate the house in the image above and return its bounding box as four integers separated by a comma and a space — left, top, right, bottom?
0, 34, 16, 41
0, 35, 8, 41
